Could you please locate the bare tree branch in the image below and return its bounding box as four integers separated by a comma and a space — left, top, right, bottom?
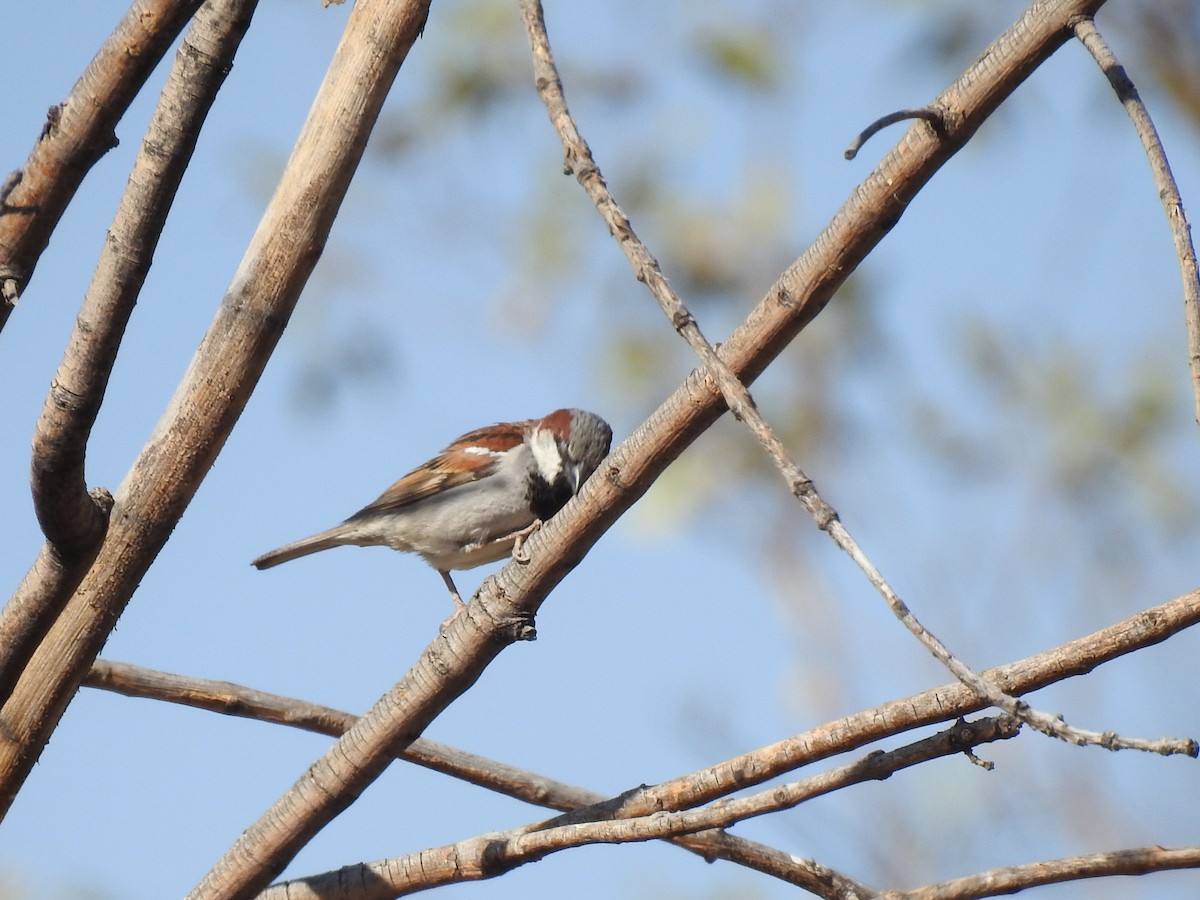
1072, 16, 1200, 430
521, 0, 1195, 759
259, 717, 1018, 898
94, 586, 1200, 897
180, 1, 1144, 896
0, 0, 257, 713
507, 587, 1200, 845
0, 0, 427, 827
883, 845, 1200, 899
0, 0, 205, 329
84, 659, 608, 810
84, 659, 869, 898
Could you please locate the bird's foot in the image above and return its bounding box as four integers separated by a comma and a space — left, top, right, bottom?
510, 519, 543, 564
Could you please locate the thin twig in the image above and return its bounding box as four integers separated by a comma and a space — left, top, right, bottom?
883, 845, 1200, 900
844, 107, 946, 160
83, 659, 863, 898
518, 0, 1195, 760
1072, 16, 1200, 429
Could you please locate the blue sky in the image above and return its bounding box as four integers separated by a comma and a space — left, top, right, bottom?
2, 2, 1199, 898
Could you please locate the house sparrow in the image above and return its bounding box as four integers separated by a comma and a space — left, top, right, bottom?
252, 408, 612, 612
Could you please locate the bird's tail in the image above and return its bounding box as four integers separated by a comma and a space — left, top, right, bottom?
251, 526, 354, 570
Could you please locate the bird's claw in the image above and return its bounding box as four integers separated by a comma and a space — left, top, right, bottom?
511, 519, 543, 564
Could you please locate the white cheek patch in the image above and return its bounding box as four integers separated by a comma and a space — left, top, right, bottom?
529, 429, 564, 483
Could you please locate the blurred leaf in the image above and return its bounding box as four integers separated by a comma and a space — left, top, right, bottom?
695, 28, 781, 90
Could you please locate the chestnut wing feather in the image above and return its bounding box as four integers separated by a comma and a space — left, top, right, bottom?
347, 419, 534, 518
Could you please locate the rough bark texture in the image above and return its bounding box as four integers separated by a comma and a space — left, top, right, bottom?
0, 0, 257, 712
0, 0, 205, 329
0, 0, 429, 818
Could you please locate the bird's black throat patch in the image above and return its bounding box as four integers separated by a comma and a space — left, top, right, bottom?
527, 469, 574, 521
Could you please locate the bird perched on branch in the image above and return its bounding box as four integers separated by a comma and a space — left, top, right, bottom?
252, 408, 612, 612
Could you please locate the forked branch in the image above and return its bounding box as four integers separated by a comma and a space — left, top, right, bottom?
519, 0, 1193, 758
0, 0, 256, 713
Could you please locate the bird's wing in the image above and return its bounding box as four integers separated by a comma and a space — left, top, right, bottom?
348, 419, 535, 517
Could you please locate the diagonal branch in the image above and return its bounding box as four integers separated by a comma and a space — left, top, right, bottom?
0, 0, 206, 331
510, 587, 1200, 842
1072, 17, 1200, 430
84, 659, 868, 898
83, 659, 610, 811
261, 717, 1019, 899
0, 0, 258, 713
883, 845, 1200, 899
519, 0, 1193, 759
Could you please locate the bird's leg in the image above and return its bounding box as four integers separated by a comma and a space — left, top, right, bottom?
510, 519, 543, 564
440, 570, 466, 613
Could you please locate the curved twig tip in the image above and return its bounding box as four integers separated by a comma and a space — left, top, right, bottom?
845, 107, 946, 160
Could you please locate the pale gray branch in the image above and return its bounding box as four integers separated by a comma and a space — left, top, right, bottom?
1072, 16, 1200, 430
844, 107, 946, 159
261, 717, 1019, 898
495, 587, 1200, 855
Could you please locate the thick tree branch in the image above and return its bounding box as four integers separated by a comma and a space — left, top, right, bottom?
1072, 17, 1200, 430
0, 0, 429, 835
182, 1, 1124, 896
0, 0, 257, 712
0, 0, 205, 330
